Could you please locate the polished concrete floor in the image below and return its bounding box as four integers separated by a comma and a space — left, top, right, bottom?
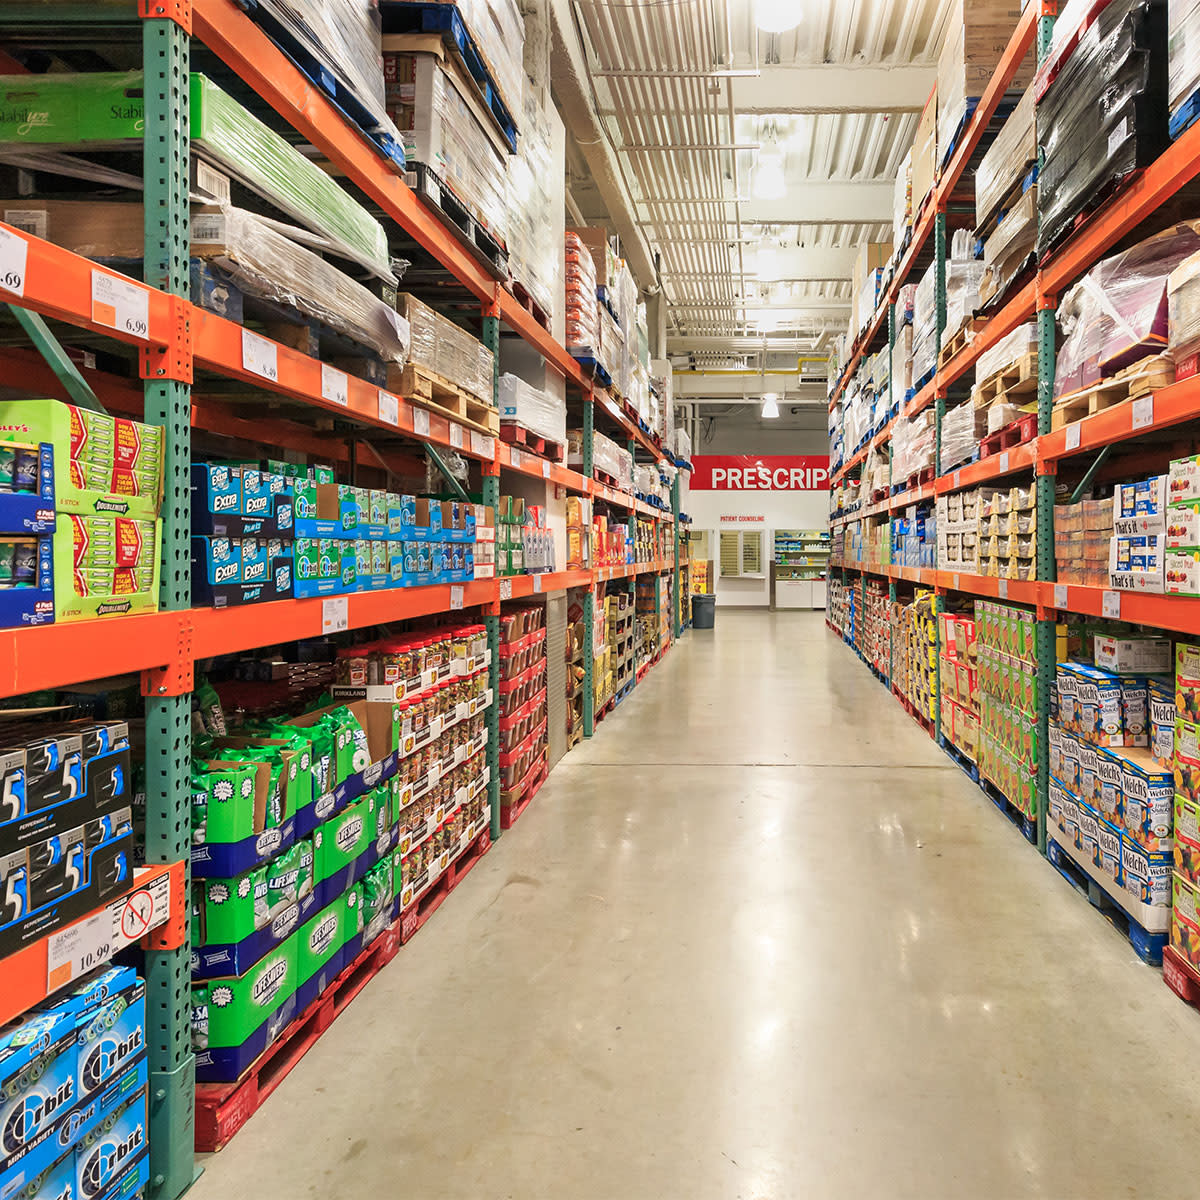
194, 611, 1200, 1199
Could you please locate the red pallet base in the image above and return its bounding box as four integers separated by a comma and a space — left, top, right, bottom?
195, 923, 402, 1152
1163, 943, 1200, 1008
399, 828, 491, 944
499, 763, 547, 830
979, 411, 1037, 458
499, 422, 564, 464
509, 279, 551, 332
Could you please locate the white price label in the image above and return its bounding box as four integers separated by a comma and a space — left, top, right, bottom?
1103, 590, 1122, 619
0, 225, 28, 297
998, 579, 1008, 599
91, 271, 149, 340
1132, 395, 1154, 430
999, 451, 1010, 473
1054, 584, 1069, 610
413, 407, 431, 437
322, 595, 349, 634
378, 390, 399, 426
449, 423, 464, 449
953, 470, 961, 489
321, 364, 348, 406
953, 574, 960, 591
542, 460, 551, 479
470, 431, 494, 457
449, 585, 464, 610
533, 574, 542, 593
499, 578, 512, 600
241, 329, 278, 382
47, 911, 111, 990
1065, 423, 1082, 452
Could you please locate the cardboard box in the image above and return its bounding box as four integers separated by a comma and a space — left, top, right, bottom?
911, 86, 938, 209
1173, 870, 1200, 971
1094, 634, 1172, 674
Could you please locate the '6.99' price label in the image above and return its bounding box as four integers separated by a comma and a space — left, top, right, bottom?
92, 271, 149, 340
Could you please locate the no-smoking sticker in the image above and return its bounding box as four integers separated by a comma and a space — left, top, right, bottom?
120, 889, 156, 940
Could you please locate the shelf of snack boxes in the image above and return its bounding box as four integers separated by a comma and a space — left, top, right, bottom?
0, 859, 186, 1027
827, 2, 1041, 415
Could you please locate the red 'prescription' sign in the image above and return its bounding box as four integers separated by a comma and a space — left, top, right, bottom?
690, 455, 830, 491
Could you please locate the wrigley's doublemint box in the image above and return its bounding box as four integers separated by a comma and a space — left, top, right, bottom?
295, 891, 352, 1014
191, 839, 317, 979
192, 934, 298, 1083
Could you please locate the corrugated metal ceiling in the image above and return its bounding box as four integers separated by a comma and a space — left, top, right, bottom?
571, 0, 953, 344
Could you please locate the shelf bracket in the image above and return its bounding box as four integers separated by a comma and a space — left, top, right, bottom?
1070, 446, 1111, 503
425, 442, 470, 503
138, 0, 192, 33
7, 304, 105, 413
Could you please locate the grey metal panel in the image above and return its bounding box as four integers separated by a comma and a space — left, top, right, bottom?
546, 592, 568, 769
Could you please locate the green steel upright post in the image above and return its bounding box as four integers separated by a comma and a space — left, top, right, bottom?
1032, 7, 1058, 856
482, 310, 502, 839
141, 15, 194, 1199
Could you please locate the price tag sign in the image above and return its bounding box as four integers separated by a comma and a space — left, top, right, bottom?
241, 329, 279, 382
998, 579, 1009, 599
92, 271, 149, 339
322, 595, 349, 634
449, 424, 464, 450
470, 431, 494, 457
321, 364, 349, 407
953, 573, 960, 591
953, 470, 961, 489
377, 390, 399, 426
1103, 590, 1122, 619
499, 578, 512, 600
413, 407, 431, 437
999, 451, 1010, 473
1132, 395, 1154, 430
1054, 583, 1069, 610
542, 460, 551, 479
449, 585, 464, 610
1066, 423, 1082, 452
533, 574, 542, 593
47, 910, 111, 991
0, 226, 28, 297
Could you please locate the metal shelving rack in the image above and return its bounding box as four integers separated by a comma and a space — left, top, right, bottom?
826, 0, 1200, 857
0, 2, 689, 1194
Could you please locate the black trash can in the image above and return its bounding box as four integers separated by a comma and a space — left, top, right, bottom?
692, 594, 716, 629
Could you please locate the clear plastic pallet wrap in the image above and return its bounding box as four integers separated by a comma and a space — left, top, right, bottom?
385, 51, 509, 242
249, 0, 403, 140
1170, 0, 1200, 110
945, 229, 984, 337
192, 205, 410, 361
939, 399, 987, 474
976, 321, 1038, 383
442, 0, 526, 128
399, 292, 494, 402
1055, 221, 1200, 398
975, 82, 1037, 231
893, 410, 936, 480
498, 373, 567, 444
912, 327, 938, 384
913, 261, 938, 339
505, 84, 559, 319
667, 428, 692, 460
1037, 0, 1169, 253
1168, 246, 1200, 359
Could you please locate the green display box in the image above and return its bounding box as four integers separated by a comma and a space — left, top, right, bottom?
0, 399, 162, 519
313, 794, 374, 887
0, 72, 391, 278
192, 933, 298, 1083
192, 757, 293, 878
296, 891, 351, 1011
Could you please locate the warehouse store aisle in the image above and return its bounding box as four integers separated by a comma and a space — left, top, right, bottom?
193, 612, 1200, 1199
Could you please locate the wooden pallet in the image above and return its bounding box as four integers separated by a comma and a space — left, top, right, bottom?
972, 351, 1039, 406
388, 362, 500, 435
508, 279, 551, 333
1051, 354, 1175, 431
499, 421, 565, 464
195, 923, 402, 1151
938, 319, 982, 368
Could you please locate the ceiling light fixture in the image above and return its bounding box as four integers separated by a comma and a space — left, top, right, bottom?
761, 393, 780, 419
753, 154, 786, 200
756, 0, 800, 35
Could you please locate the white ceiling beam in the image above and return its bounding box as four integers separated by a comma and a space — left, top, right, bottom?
665, 245, 859, 280
740, 180, 895, 225
672, 376, 829, 401
731, 65, 934, 114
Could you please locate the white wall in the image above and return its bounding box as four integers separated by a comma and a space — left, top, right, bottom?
688, 485, 830, 608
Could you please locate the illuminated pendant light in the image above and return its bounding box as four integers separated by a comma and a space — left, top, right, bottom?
761, 392, 780, 419
756, 0, 800, 34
